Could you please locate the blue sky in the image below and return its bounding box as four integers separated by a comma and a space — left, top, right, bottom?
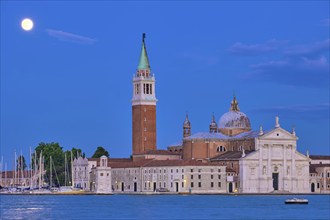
1, 1, 329, 168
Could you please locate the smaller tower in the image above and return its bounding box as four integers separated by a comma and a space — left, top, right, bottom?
183, 114, 191, 138
209, 113, 218, 133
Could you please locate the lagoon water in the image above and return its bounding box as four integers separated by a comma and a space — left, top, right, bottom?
1, 195, 329, 219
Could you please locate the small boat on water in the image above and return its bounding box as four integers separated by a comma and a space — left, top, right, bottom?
285, 198, 308, 204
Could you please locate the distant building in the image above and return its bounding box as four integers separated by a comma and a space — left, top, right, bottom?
309, 155, 330, 193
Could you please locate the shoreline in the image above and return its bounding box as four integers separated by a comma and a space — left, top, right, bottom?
1, 192, 329, 196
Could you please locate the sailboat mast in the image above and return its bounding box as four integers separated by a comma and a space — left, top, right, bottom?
39, 151, 42, 189
14, 150, 17, 186
50, 156, 52, 189
65, 153, 67, 186
20, 150, 24, 183
71, 151, 74, 188
5, 163, 7, 187
30, 147, 32, 189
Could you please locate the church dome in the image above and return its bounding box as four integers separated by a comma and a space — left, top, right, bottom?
218, 96, 251, 129
218, 111, 251, 129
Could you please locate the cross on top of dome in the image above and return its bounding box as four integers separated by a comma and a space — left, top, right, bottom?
230, 95, 240, 112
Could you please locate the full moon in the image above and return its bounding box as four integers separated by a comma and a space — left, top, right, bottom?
21, 18, 34, 31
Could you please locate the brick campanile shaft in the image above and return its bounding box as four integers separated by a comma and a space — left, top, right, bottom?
132, 34, 157, 155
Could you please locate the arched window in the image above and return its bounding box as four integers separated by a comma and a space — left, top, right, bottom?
217, 146, 226, 152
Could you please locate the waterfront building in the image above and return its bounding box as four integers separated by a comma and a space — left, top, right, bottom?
89, 156, 112, 193
72, 156, 89, 189
239, 118, 310, 193
0, 171, 32, 187
74, 156, 227, 194
309, 155, 330, 193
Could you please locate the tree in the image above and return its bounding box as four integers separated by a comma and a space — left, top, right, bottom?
16, 155, 27, 171
92, 146, 109, 158
32, 142, 84, 187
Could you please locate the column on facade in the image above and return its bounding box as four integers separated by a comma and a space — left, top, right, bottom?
258, 143, 263, 192
268, 145, 272, 191
283, 144, 287, 191
291, 145, 295, 191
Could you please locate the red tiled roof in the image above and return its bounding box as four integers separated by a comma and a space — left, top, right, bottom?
109, 159, 226, 168
310, 155, 330, 160
0, 170, 33, 179
134, 150, 181, 156
309, 164, 330, 173
210, 150, 253, 161
226, 167, 236, 173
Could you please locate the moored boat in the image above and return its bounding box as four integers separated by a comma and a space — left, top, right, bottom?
285, 198, 308, 204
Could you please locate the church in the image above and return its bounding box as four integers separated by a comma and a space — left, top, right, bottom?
70, 34, 329, 194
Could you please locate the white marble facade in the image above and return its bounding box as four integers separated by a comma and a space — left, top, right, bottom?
240, 121, 310, 193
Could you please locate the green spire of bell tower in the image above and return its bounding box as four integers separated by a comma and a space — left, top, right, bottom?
137, 33, 150, 70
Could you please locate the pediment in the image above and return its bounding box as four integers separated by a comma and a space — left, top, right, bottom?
259, 127, 297, 141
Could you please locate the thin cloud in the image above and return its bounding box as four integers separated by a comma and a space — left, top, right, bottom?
252, 103, 329, 120
46, 29, 97, 45
320, 18, 330, 26
244, 56, 329, 88
228, 39, 287, 55
284, 39, 329, 56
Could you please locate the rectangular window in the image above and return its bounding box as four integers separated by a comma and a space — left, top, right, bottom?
211, 175, 213, 179
150, 84, 152, 94
211, 182, 214, 188
159, 182, 161, 188
198, 175, 201, 179
191, 175, 193, 179
198, 182, 202, 187
100, 173, 103, 176
146, 84, 149, 94
176, 169, 178, 173
218, 175, 221, 179
218, 182, 221, 188
182, 182, 184, 188
164, 182, 166, 188
198, 169, 201, 173
143, 84, 146, 94
218, 169, 221, 172
145, 182, 147, 188
171, 169, 173, 173
191, 169, 194, 172
171, 182, 173, 188
164, 169, 166, 173
211, 169, 214, 173
191, 182, 194, 188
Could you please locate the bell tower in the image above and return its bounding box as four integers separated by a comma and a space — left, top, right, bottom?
132, 34, 157, 155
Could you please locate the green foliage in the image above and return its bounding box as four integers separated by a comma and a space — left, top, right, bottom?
16, 155, 27, 171
32, 142, 85, 187
92, 146, 109, 158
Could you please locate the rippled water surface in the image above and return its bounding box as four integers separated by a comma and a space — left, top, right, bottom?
1, 195, 329, 219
